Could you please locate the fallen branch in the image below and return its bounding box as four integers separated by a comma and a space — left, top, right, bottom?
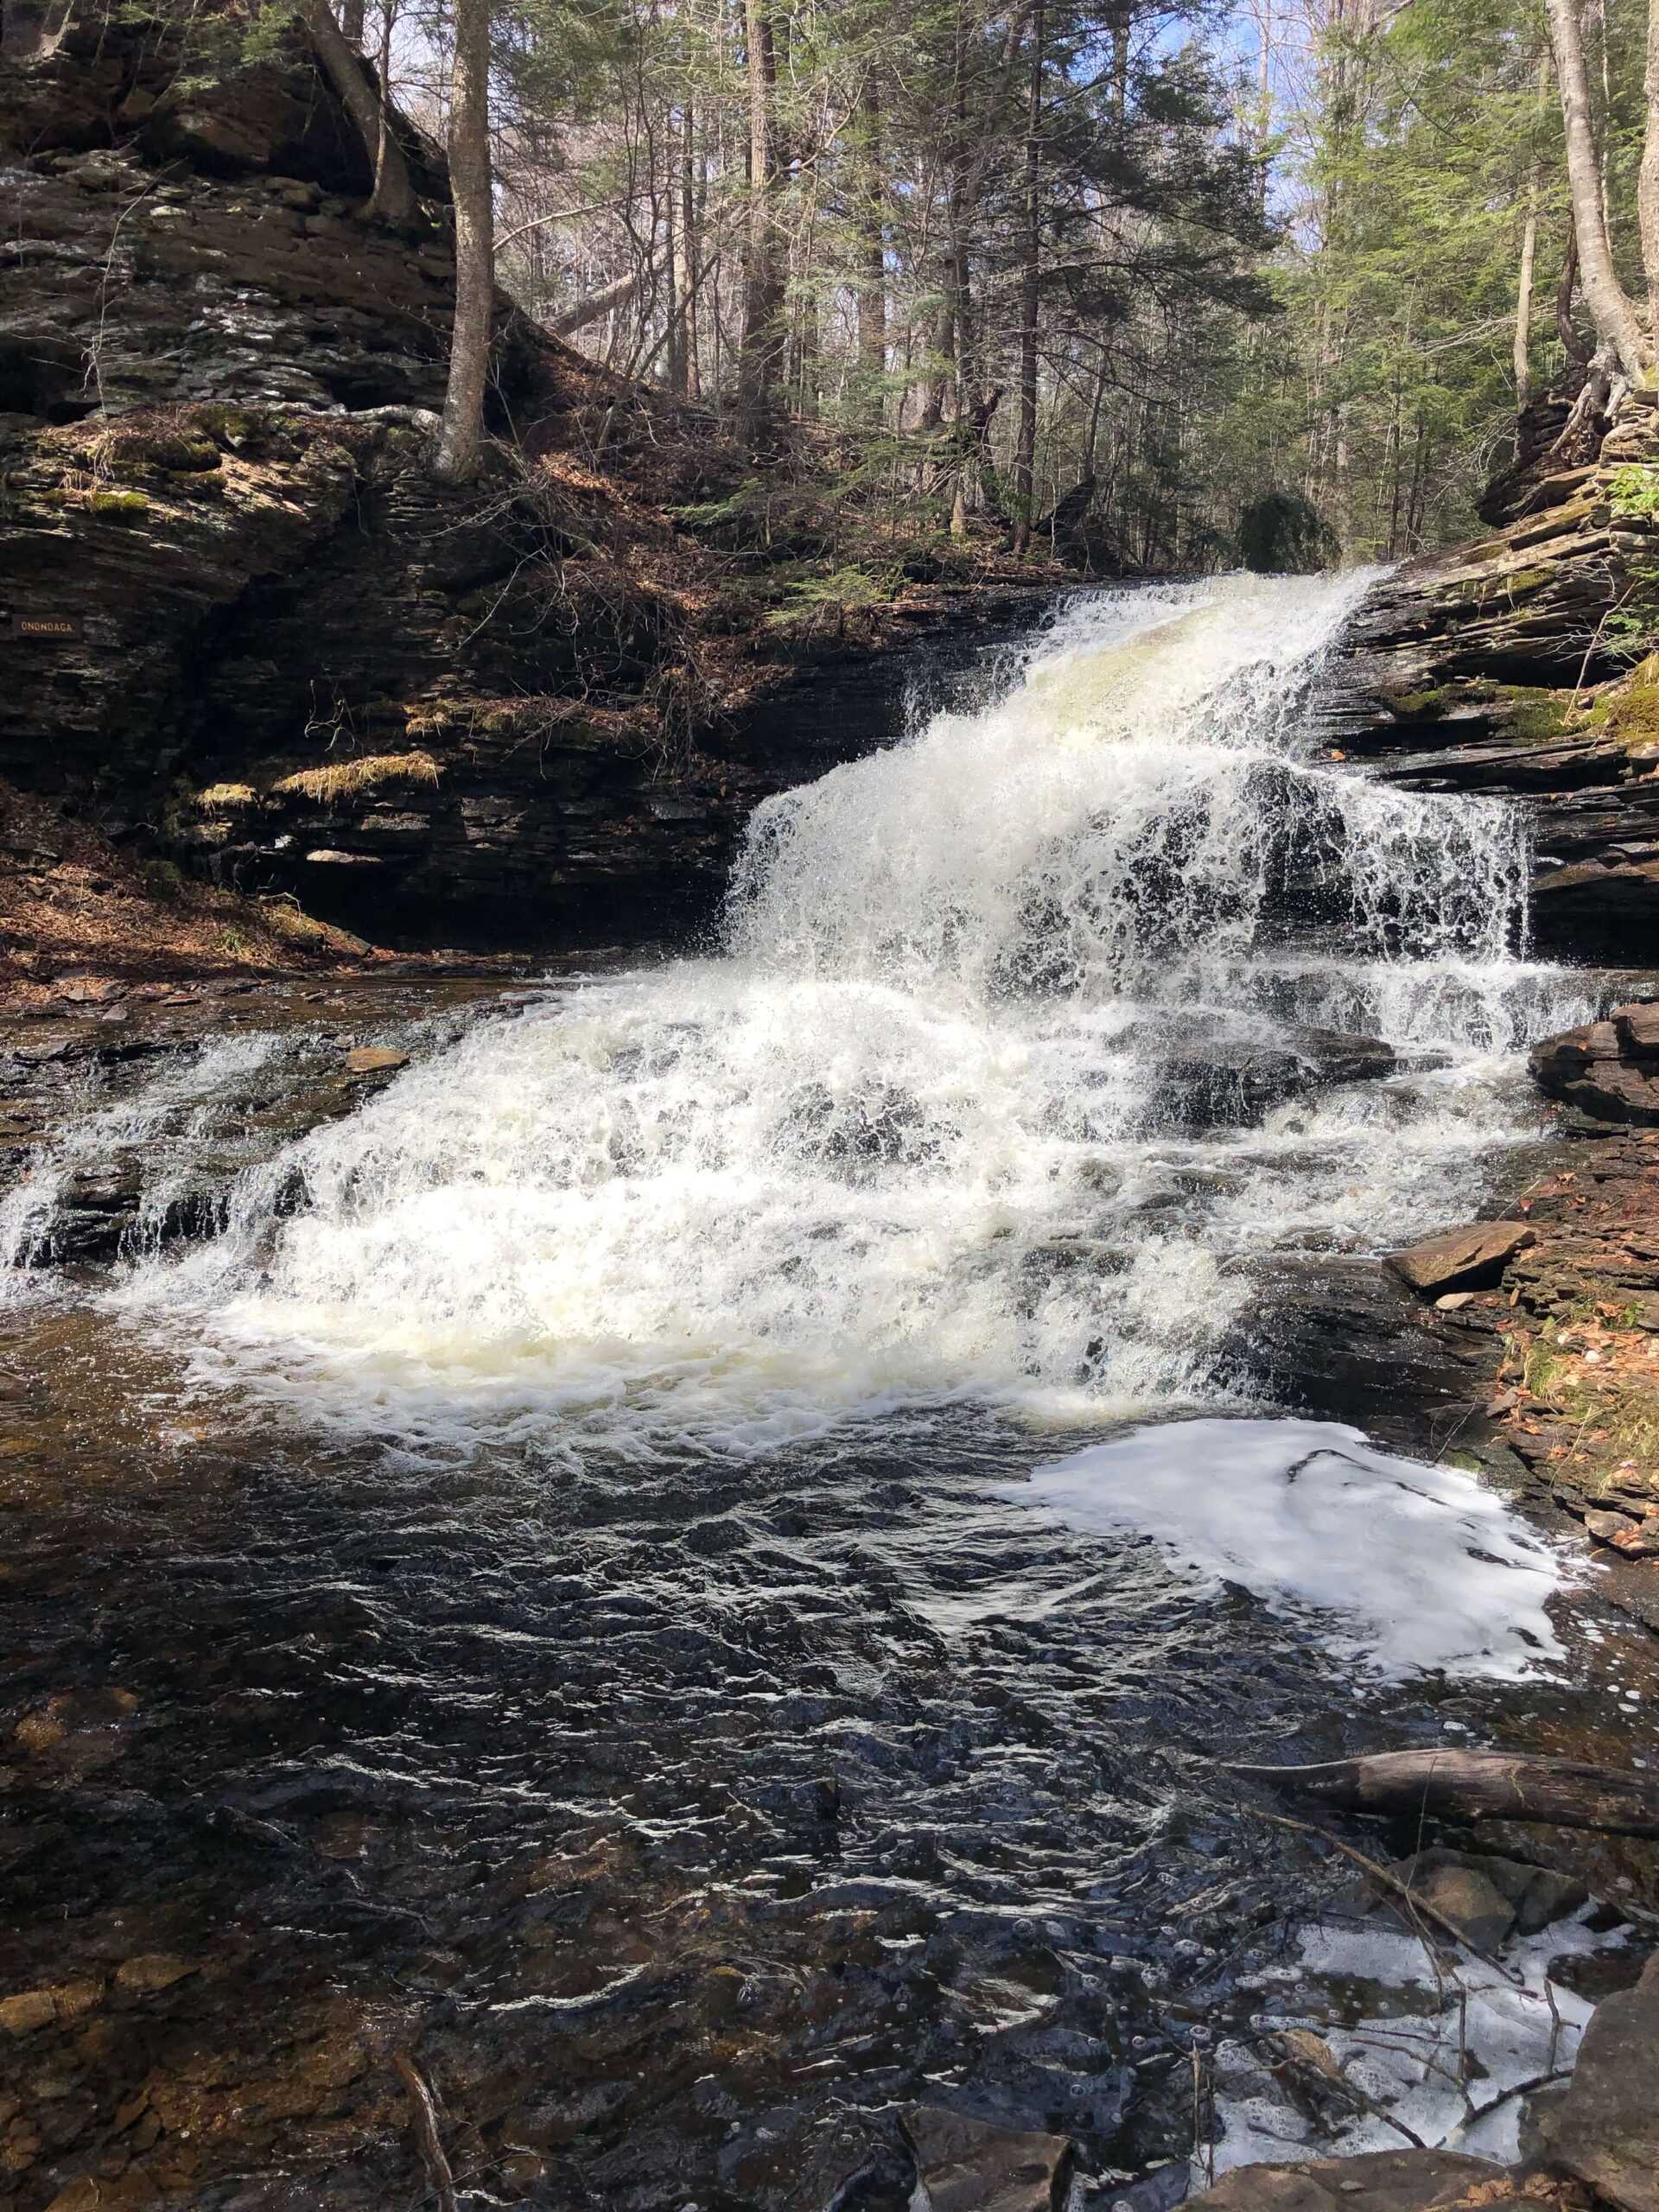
1225, 1748, 1659, 1840
1235, 1806, 1523, 1981
393, 2050, 458, 2212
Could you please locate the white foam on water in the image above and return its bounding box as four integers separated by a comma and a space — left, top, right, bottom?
98, 572, 1595, 1452
1206, 1908, 1618, 2174
1014, 1417, 1567, 1680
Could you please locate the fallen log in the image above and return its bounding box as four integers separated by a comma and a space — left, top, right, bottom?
1224, 1749, 1659, 1840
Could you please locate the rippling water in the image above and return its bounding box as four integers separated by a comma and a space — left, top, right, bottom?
3, 575, 1653, 2209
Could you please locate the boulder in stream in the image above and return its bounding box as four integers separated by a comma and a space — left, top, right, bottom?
1533, 1946, 1659, 2212
1386, 1220, 1536, 1296
1364, 1847, 1587, 1950
1144, 1022, 1395, 1134
902, 2106, 1073, 2212
1182, 2151, 1501, 2212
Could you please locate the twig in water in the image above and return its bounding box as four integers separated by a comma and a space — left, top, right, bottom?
1260, 2028, 1429, 2151
1460, 2065, 1574, 2131
394, 2050, 458, 2212
1236, 1805, 1525, 1984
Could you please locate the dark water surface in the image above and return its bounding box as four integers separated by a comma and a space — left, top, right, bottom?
3, 1223, 1657, 2208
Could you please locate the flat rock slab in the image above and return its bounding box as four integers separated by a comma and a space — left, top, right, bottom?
903, 2106, 1072, 2212
1183, 2151, 1503, 2212
1387, 1220, 1535, 1294
1535, 1946, 1659, 2212
343, 1046, 410, 1076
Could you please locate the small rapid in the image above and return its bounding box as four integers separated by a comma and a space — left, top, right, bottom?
114, 574, 1593, 1452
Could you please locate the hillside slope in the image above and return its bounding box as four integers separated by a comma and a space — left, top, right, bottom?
0, 2, 1058, 980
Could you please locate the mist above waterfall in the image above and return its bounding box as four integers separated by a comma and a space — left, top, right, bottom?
115, 575, 1592, 1452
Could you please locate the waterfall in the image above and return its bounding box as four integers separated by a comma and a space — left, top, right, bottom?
115, 574, 1594, 1453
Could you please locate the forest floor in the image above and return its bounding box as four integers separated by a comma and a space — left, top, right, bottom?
0, 779, 383, 1010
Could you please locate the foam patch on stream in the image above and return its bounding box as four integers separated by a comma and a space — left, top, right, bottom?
1018, 1418, 1567, 1679
1207, 1907, 1618, 2172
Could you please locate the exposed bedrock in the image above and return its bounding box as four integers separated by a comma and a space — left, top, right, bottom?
1529, 1000, 1659, 1124
0, 3, 1053, 957
1329, 392, 1659, 960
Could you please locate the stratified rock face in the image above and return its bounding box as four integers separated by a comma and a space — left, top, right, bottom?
1, 3, 1048, 952
0, 8, 462, 420
1530, 1001, 1659, 1124
1535, 1948, 1659, 2212
1326, 399, 1659, 959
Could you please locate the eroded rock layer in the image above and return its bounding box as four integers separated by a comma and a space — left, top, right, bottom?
1329, 397, 1659, 957
1, 5, 1050, 961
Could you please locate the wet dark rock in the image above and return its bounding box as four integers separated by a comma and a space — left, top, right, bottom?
1368, 1848, 1587, 1950
1534, 1946, 1659, 2211
1535, 859, 1659, 950
1225, 1255, 1484, 1418
902, 2107, 1073, 2212
1182, 2152, 1504, 2212
1530, 1003, 1659, 1126
1142, 1023, 1394, 1134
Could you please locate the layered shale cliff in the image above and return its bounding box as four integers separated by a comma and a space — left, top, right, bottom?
0, 4, 1048, 972
1329, 392, 1659, 959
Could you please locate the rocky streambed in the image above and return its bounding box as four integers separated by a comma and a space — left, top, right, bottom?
0, 949, 1657, 2212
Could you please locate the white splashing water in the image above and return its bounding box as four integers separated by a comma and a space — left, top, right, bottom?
111, 574, 1594, 1452
0, 1032, 291, 1289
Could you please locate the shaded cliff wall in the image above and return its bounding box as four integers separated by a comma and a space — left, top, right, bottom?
0, 5, 1053, 953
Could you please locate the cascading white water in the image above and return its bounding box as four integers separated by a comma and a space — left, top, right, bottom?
115, 575, 1596, 1453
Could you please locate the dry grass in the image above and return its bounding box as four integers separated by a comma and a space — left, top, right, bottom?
270, 753, 442, 804
194, 782, 259, 811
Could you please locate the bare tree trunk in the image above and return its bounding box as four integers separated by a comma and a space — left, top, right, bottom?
1255, 0, 1271, 205
739, 0, 784, 434
664, 149, 684, 397
918, 300, 950, 431
856, 69, 887, 404
1011, 0, 1043, 556
299, 0, 415, 223
1543, 0, 1648, 378
1556, 212, 1592, 361
339, 0, 366, 48
946, 3, 975, 432
434, 0, 493, 485
1641, 0, 1659, 343
1514, 184, 1538, 411
372, 0, 401, 222
669, 106, 698, 397
682, 110, 702, 398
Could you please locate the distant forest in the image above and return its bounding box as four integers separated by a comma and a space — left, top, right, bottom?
182, 0, 1659, 566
